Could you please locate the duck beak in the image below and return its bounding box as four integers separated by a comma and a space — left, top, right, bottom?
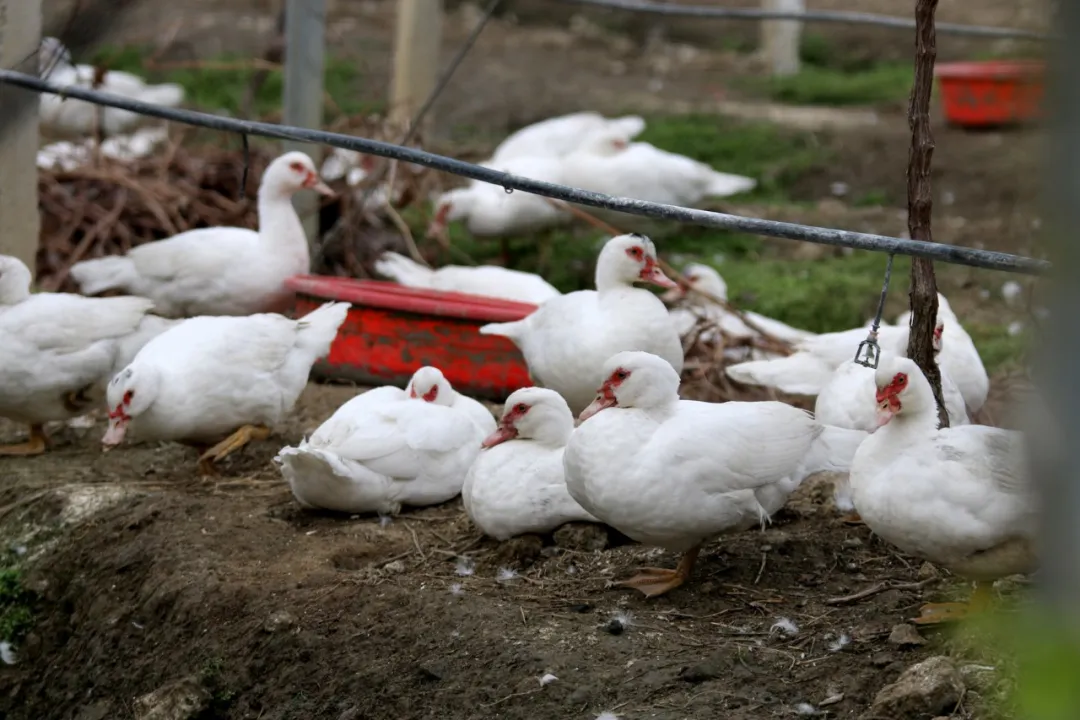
579, 395, 616, 422
310, 179, 336, 197
639, 260, 678, 289
481, 424, 517, 449
101, 416, 128, 449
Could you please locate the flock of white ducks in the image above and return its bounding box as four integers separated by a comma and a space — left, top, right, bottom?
5, 109, 1034, 625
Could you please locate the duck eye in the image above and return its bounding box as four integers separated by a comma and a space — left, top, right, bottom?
614, 370, 628, 380
514, 403, 527, 414
288, 161, 304, 172
123, 390, 134, 404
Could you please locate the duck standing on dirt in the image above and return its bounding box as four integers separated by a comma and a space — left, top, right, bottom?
101, 302, 350, 475
68, 151, 334, 318
479, 234, 684, 415
848, 356, 1037, 625
463, 387, 599, 540
563, 351, 860, 598
0, 254, 167, 456
276, 367, 495, 515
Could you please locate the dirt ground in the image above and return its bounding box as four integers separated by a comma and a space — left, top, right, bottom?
0, 383, 997, 720
2, 1, 1049, 718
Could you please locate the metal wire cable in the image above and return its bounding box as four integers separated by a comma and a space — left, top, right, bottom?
0, 67, 1050, 276
553, 0, 1050, 41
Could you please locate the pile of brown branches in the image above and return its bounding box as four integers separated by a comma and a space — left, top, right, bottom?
37, 143, 273, 292
677, 315, 813, 409
36, 126, 448, 292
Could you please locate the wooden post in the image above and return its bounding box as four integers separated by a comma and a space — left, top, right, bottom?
0, 0, 42, 276
389, 0, 444, 128
1034, 0, 1080, 620
282, 0, 326, 246
904, 0, 948, 429
760, 0, 803, 77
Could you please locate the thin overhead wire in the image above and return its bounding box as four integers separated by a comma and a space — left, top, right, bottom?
0, 68, 1050, 276
552, 0, 1050, 41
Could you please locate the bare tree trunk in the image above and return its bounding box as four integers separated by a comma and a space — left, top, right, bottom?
905, 0, 949, 429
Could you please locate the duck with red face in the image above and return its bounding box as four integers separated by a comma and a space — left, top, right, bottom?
849, 356, 1037, 625
463, 387, 598, 541
478, 234, 684, 415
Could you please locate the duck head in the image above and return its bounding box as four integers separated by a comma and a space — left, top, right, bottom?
579, 350, 681, 421
481, 387, 573, 449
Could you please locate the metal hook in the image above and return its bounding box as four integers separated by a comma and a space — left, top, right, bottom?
853, 253, 895, 369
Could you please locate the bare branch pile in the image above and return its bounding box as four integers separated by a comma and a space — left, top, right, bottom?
35, 129, 446, 292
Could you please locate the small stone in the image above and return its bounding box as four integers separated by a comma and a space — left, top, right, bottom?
841, 537, 863, 549
679, 653, 728, 683
888, 624, 927, 647
383, 560, 405, 574
568, 686, 596, 704
263, 610, 297, 633
133, 678, 210, 720
864, 656, 964, 720
917, 562, 940, 580
869, 652, 897, 667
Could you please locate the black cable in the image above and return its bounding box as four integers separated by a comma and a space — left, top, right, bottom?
0, 68, 1051, 276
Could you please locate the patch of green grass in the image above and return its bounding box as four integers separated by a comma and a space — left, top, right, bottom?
853, 190, 889, 208
89, 45, 377, 119
752, 62, 913, 107
716, 250, 911, 334
637, 114, 828, 202
967, 323, 1030, 374
0, 567, 35, 643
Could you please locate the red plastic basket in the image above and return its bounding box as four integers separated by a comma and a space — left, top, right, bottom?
285, 275, 537, 401
935, 60, 1044, 128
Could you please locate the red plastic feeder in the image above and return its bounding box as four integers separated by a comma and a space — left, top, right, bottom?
935, 60, 1044, 128
285, 275, 536, 401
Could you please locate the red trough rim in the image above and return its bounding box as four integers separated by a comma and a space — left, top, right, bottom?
935, 60, 1045, 80
285, 275, 539, 322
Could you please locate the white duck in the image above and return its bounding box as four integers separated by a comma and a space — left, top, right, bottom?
276, 366, 495, 514
487, 112, 646, 164
0, 255, 163, 455
374, 251, 560, 305
37, 37, 185, 137
37, 126, 171, 172
895, 294, 989, 414
426, 155, 572, 241
320, 148, 377, 186
69, 151, 334, 318
817, 324, 969, 522
728, 294, 983, 405
463, 387, 599, 540
726, 321, 911, 396
816, 324, 969, 433
564, 351, 861, 597
479, 234, 684, 415
101, 301, 350, 474
667, 263, 815, 348
560, 129, 757, 209
849, 356, 1036, 624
